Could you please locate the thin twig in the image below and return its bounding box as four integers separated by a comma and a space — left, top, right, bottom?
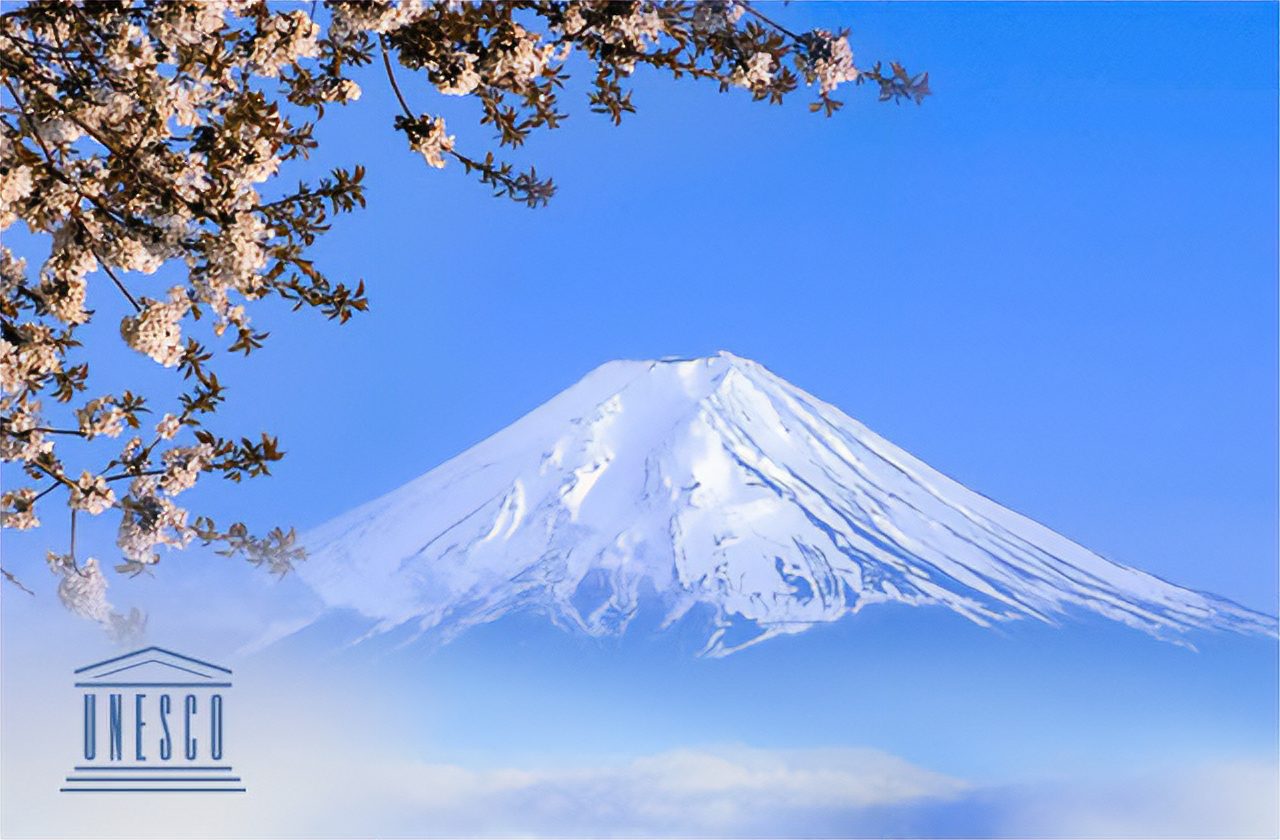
33, 427, 87, 436
381, 38, 415, 119
94, 253, 142, 312
739, 2, 803, 42
69, 507, 87, 576
0, 567, 34, 596
31, 460, 76, 491
102, 468, 163, 483
32, 480, 61, 502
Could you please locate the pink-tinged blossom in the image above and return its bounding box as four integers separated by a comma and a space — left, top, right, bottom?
409, 117, 455, 169
807, 30, 859, 94
1, 488, 39, 530
731, 52, 775, 90
119, 287, 192, 367
70, 472, 116, 516
156, 413, 182, 440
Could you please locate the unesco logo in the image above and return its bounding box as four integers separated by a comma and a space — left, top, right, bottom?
61, 646, 245, 794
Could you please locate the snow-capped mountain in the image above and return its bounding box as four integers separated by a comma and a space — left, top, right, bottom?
296, 352, 1275, 655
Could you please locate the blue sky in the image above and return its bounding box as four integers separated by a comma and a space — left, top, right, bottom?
2, 4, 1278, 836
235, 1, 1278, 611
5, 2, 1276, 612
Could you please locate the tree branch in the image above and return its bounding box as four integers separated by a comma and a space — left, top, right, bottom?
92, 249, 142, 312
0, 567, 34, 595
381, 38, 415, 120
739, 2, 803, 42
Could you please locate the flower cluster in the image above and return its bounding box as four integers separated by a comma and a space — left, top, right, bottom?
731, 52, 775, 90
692, 1, 745, 34
0, 393, 51, 463
117, 475, 193, 567
159, 443, 211, 496
70, 472, 116, 516
487, 23, 558, 87
119, 288, 192, 367
76, 397, 128, 439
432, 52, 481, 96
585, 5, 665, 74
404, 116, 456, 169
46, 553, 145, 640
248, 10, 320, 77
155, 413, 181, 440
329, 0, 425, 43
48, 553, 113, 623
805, 29, 859, 95
1, 487, 38, 530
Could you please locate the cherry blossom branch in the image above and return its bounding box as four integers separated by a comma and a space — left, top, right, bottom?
91, 247, 142, 313
32, 481, 62, 503
103, 469, 164, 483
1, 73, 161, 263
380, 38, 553, 206
0, 0, 925, 598
30, 461, 73, 489
0, 55, 215, 226
381, 38, 415, 120
739, 2, 802, 41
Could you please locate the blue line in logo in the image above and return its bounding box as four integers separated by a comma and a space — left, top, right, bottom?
74, 647, 232, 675
74, 682, 232, 688
60, 783, 247, 788
73, 766, 234, 771
67, 777, 242, 782
92, 659, 215, 679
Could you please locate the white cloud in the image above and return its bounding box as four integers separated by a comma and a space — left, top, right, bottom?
991, 760, 1280, 839
355, 745, 970, 836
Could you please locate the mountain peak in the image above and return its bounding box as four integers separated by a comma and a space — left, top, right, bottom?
296, 356, 1276, 656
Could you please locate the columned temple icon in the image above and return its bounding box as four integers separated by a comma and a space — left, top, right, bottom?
61, 647, 245, 793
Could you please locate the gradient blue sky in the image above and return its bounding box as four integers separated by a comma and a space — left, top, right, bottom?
4, 2, 1276, 612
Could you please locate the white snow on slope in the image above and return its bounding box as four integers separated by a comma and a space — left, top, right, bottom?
297, 352, 1276, 656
